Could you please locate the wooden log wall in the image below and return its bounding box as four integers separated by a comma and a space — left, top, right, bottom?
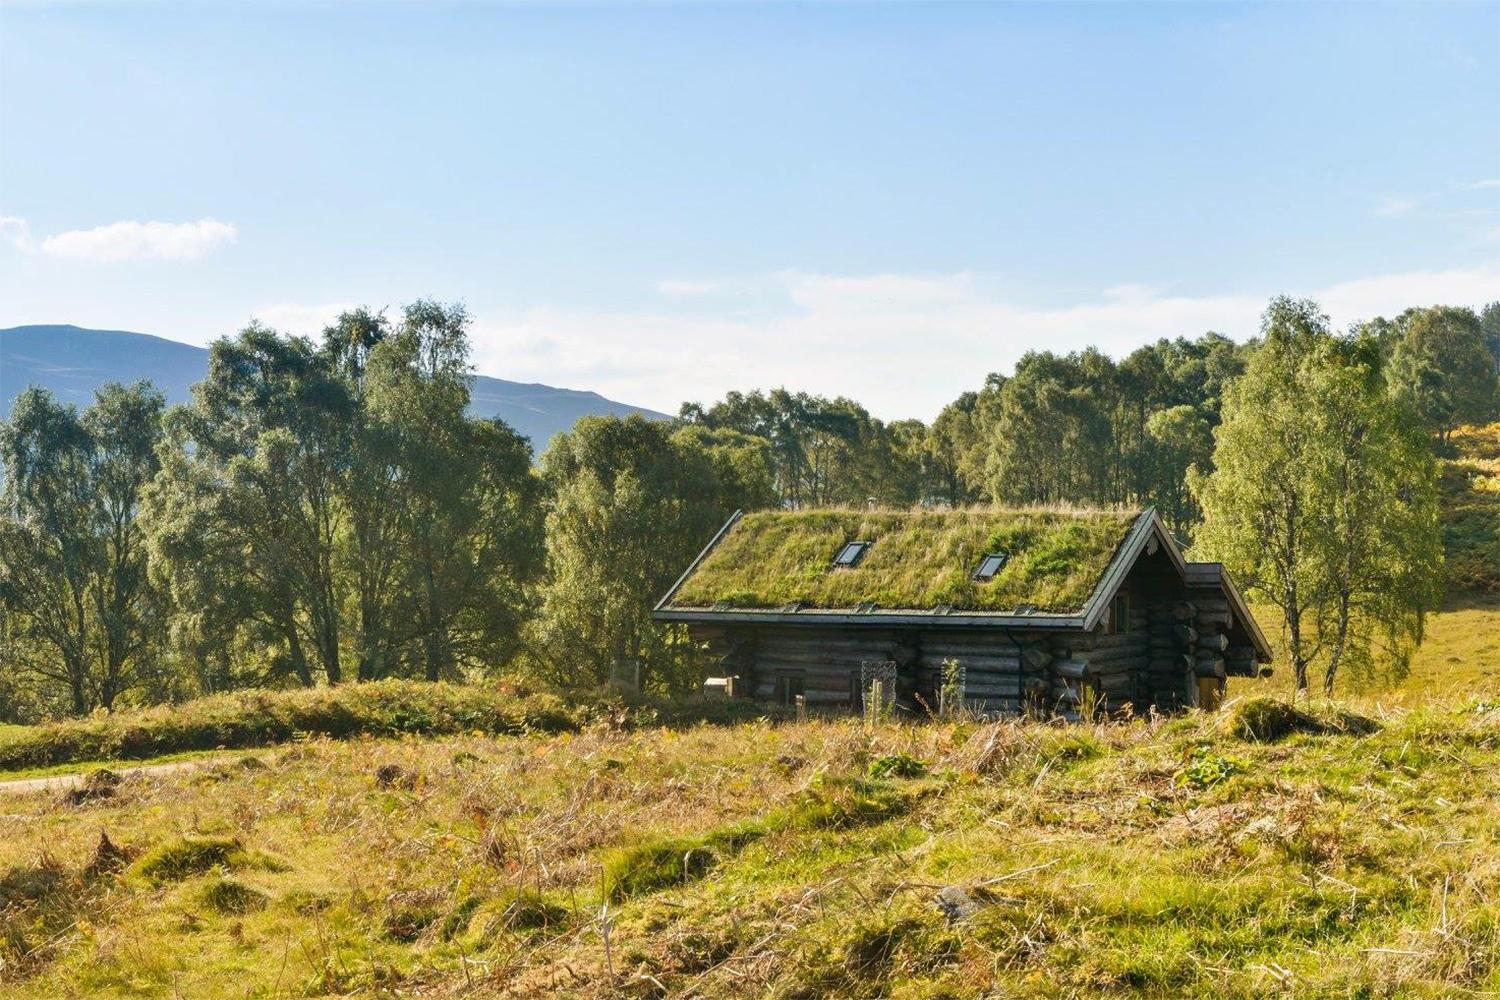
743, 628, 920, 706
916, 631, 1053, 716
1047, 592, 1151, 720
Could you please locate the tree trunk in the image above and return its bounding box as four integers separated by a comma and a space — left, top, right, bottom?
1323, 593, 1351, 696
422, 563, 444, 682
285, 619, 313, 687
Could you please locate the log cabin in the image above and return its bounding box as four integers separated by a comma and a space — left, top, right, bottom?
652, 507, 1272, 718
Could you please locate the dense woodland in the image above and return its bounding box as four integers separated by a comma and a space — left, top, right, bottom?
1, 298, 1497, 720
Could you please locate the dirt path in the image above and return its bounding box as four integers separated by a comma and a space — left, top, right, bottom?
0, 759, 219, 796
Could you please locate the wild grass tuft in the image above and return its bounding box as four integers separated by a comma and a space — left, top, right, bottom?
195, 875, 268, 914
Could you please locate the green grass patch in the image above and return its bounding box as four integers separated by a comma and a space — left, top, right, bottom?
0, 679, 771, 772
130, 836, 284, 885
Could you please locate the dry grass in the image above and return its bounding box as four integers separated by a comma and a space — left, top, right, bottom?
4, 668, 1499, 998
669, 508, 1139, 613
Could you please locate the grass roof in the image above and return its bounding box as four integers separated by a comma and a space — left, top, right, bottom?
667, 508, 1142, 614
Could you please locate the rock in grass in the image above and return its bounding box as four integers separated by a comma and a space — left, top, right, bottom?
933, 886, 982, 923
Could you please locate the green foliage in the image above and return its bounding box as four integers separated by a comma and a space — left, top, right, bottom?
1440, 423, 1500, 595
533, 415, 740, 693
867, 752, 927, 779
1193, 298, 1443, 694
0, 382, 166, 714
140, 302, 544, 696
1385, 305, 1498, 444
973, 335, 1246, 533
670, 508, 1137, 613
1173, 746, 1244, 789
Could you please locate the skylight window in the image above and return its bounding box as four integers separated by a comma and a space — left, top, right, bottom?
972, 552, 1008, 582
833, 541, 870, 568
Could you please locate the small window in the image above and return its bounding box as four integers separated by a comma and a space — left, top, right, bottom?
1107, 593, 1131, 634
972, 552, 1008, 581
833, 541, 870, 568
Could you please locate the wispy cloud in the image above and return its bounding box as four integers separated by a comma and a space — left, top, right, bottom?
251, 301, 358, 334
1, 216, 237, 261
460, 262, 1500, 420
1466, 179, 1500, 191
1373, 196, 1419, 218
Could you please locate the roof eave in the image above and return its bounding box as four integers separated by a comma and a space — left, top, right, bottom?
1188, 562, 1275, 663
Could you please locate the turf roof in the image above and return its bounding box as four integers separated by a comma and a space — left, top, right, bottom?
666, 508, 1142, 615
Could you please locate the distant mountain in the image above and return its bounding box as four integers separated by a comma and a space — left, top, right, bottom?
0, 325, 669, 451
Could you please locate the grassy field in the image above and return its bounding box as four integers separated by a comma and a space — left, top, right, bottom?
4, 666, 1499, 997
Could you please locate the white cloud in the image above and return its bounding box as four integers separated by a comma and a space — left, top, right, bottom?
1467, 179, 1500, 190
0, 216, 33, 251
461, 262, 1500, 421
1, 216, 237, 261
39, 218, 237, 261
251, 301, 358, 334
656, 278, 727, 297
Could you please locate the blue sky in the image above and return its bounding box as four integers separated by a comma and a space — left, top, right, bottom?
2, 1, 1497, 419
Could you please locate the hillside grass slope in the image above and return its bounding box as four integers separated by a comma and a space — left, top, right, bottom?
1440, 422, 1500, 596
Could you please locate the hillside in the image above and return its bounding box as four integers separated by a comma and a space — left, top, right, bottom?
0, 325, 668, 450
1440, 423, 1500, 596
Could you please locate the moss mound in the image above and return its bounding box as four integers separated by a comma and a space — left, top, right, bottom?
133, 837, 248, 885
196, 875, 268, 914
602, 836, 724, 903
1221, 698, 1380, 742
784, 777, 910, 831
